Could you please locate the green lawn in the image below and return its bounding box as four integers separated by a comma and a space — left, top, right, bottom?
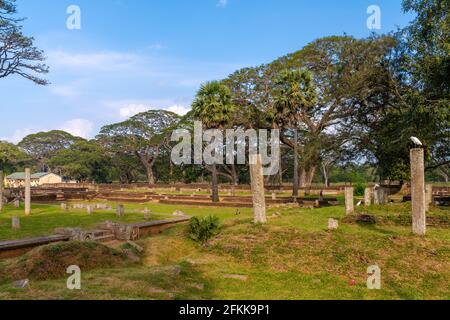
0, 201, 448, 300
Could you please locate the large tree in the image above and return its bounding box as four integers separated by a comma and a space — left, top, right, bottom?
49, 140, 111, 183
227, 35, 398, 189
0, 140, 28, 173
192, 81, 235, 202
18, 130, 84, 172
97, 110, 180, 185
0, 0, 49, 84
271, 69, 317, 195
402, 0, 449, 171
353, 0, 449, 181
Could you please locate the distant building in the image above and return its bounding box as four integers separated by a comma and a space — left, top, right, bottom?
5, 172, 63, 188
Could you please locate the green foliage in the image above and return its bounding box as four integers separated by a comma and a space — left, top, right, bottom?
192, 81, 235, 129
0, 140, 28, 173
354, 183, 366, 197
188, 215, 221, 245
0, 0, 49, 85
272, 69, 317, 126
96, 110, 181, 184
49, 140, 111, 183
18, 131, 84, 172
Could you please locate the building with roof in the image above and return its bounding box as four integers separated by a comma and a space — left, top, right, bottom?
5, 172, 62, 188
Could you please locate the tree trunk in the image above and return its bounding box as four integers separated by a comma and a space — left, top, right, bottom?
437, 168, 449, 183
292, 129, 299, 197
211, 164, 220, 203
278, 151, 283, 186
299, 168, 306, 188
321, 162, 331, 187
231, 165, 238, 196
146, 166, 156, 185
304, 166, 317, 188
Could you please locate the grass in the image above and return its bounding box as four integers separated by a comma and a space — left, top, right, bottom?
0, 202, 253, 241
0, 200, 448, 300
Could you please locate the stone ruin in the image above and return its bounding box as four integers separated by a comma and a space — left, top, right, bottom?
98, 221, 140, 241
55, 221, 140, 242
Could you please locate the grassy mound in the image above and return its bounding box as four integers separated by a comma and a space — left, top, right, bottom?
0, 242, 132, 282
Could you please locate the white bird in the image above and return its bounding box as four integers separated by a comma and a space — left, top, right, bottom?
357, 200, 363, 207
410, 137, 423, 146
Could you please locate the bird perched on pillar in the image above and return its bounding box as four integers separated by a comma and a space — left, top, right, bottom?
410, 137, 423, 147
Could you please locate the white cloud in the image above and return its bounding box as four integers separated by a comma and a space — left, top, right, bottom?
0, 118, 93, 143
59, 119, 94, 139
119, 104, 150, 118
104, 99, 192, 119
217, 0, 228, 8
167, 104, 191, 116
49, 84, 80, 98
47, 50, 141, 73
1, 128, 36, 144
148, 43, 165, 50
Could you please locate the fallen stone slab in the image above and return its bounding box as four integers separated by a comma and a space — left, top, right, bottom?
223, 274, 248, 281
12, 279, 29, 289
328, 218, 339, 230
127, 240, 144, 253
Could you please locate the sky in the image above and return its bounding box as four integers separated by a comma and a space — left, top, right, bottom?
0, 0, 415, 143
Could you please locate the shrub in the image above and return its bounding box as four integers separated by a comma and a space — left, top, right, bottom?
188, 215, 221, 245
354, 183, 366, 196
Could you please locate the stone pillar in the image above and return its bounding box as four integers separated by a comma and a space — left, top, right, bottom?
12, 216, 20, 230
25, 168, 31, 216
272, 192, 277, 200
0, 170, 4, 212
373, 188, 386, 205
425, 184, 433, 212
410, 148, 426, 236
87, 205, 94, 215
14, 199, 20, 208
249, 154, 267, 224
328, 218, 339, 230
345, 187, 354, 215
116, 204, 125, 217
364, 188, 372, 207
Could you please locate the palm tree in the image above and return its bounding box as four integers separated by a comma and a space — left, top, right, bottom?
272, 69, 317, 197
192, 81, 235, 202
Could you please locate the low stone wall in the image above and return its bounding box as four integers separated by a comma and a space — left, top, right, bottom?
0, 235, 71, 260
0, 218, 190, 260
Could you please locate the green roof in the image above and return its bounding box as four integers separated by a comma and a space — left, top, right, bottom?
6, 172, 53, 180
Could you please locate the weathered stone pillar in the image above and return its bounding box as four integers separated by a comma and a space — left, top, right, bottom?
25, 168, 31, 216
425, 184, 433, 212
87, 205, 94, 215
249, 154, 267, 224
12, 216, 20, 230
116, 204, 125, 217
328, 218, 339, 230
364, 188, 372, 207
345, 187, 354, 215
272, 192, 277, 200
410, 148, 426, 236
373, 188, 386, 205
0, 170, 4, 212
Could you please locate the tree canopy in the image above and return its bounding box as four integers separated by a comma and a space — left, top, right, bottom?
0, 0, 49, 84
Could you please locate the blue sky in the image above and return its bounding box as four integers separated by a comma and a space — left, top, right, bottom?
0, 0, 414, 143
